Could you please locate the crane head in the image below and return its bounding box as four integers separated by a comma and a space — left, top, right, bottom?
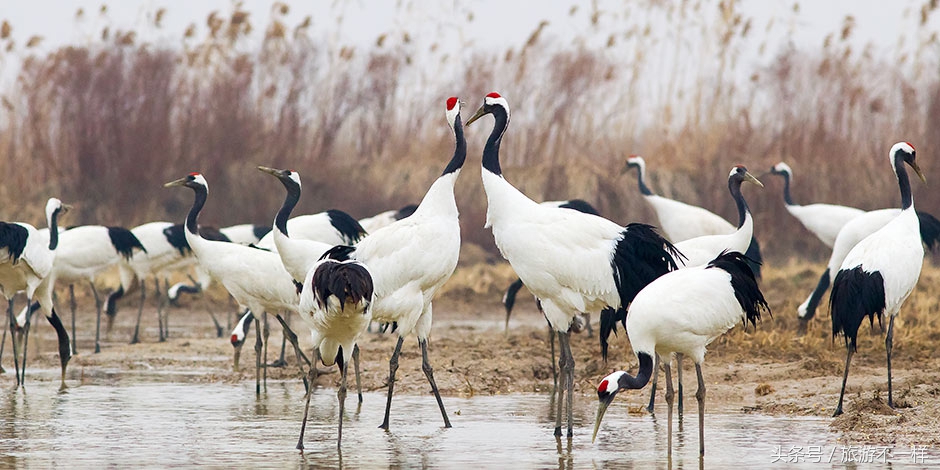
465, 92, 510, 127
891, 142, 926, 183
729, 165, 763, 188
445, 96, 463, 132
258, 166, 302, 189
622, 154, 645, 174
164, 172, 208, 190
769, 162, 792, 177
593, 370, 628, 442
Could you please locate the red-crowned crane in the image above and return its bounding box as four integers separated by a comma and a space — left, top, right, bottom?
344, 96, 466, 431
593, 251, 769, 457
0, 198, 72, 389
611, 165, 762, 416
624, 155, 763, 276
253, 210, 366, 251
466, 92, 681, 437
220, 223, 271, 246
767, 162, 864, 247
33, 224, 146, 354
292, 245, 373, 449
830, 142, 926, 416
164, 173, 300, 394
795, 208, 940, 332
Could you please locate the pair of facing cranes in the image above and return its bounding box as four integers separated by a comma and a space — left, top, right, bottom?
1, 92, 929, 457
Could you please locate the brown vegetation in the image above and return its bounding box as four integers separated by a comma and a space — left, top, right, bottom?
0, 1, 939, 264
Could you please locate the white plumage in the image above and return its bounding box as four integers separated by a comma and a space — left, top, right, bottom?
592, 251, 768, 456
254, 210, 365, 251
625, 155, 735, 242
357, 205, 416, 233
220, 223, 270, 245
672, 166, 762, 268
41, 224, 146, 354
349, 96, 466, 430
769, 162, 864, 247
258, 167, 333, 284
829, 141, 925, 416
0, 198, 72, 388
165, 173, 299, 393
294, 252, 373, 448
467, 92, 680, 437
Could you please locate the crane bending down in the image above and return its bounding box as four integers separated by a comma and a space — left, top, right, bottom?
593, 251, 769, 456
466, 92, 681, 437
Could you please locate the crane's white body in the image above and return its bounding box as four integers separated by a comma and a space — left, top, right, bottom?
220, 224, 267, 245
358, 210, 398, 234
483, 171, 621, 329
839, 208, 922, 318
627, 156, 734, 242
0, 200, 61, 308
354, 172, 461, 337
48, 225, 137, 292
256, 213, 350, 250
784, 203, 863, 248
771, 162, 864, 248
642, 195, 734, 242
673, 212, 752, 269
128, 222, 194, 279
299, 258, 373, 367
627, 266, 748, 364
797, 208, 902, 317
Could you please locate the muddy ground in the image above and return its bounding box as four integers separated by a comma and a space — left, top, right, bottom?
5, 254, 940, 447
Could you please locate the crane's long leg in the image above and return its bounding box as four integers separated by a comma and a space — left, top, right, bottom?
19, 296, 34, 386
130, 279, 146, 344
262, 311, 269, 389
296, 348, 320, 451
647, 354, 661, 413
834, 347, 855, 417
379, 336, 405, 430
7, 299, 21, 386
271, 311, 289, 368
90, 282, 102, 354
582, 313, 593, 338
561, 330, 575, 437
695, 363, 706, 457
337, 350, 348, 449
156, 278, 167, 342
553, 330, 568, 437
886, 315, 896, 408
353, 344, 362, 405
420, 337, 452, 428
272, 313, 311, 386
254, 309, 262, 395
0, 310, 7, 375
676, 352, 684, 416
664, 360, 675, 459
69, 284, 77, 355
545, 315, 558, 398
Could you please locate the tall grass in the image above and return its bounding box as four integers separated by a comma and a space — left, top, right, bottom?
0, 2, 937, 261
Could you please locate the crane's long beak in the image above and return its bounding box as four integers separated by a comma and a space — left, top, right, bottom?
592, 398, 612, 443
744, 171, 764, 188
164, 177, 189, 188
258, 166, 281, 177
61, 204, 73, 214
910, 161, 927, 183
464, 105, 488, 127
233, 344, 243, 372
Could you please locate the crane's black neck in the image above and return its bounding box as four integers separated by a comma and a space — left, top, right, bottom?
778, 170, 794, 205
276, 179, 301, 236
186, 185, 208, 235
482, 107, 509, 176
619, 352, 654, 390
895, 155, 914, 210
441, 114, 467, 176
729, 177, 751, 228
48, 207, 62, 250
634, 165, 654, 196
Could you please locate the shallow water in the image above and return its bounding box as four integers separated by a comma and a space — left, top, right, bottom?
0, 373, 935, 468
